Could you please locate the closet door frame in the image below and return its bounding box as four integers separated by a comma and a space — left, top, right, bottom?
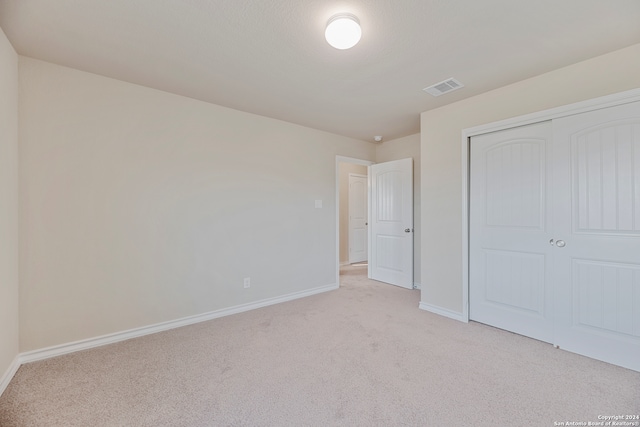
460, 88, 640, 323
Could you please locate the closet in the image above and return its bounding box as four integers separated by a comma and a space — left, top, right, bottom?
469, 98, 640, 371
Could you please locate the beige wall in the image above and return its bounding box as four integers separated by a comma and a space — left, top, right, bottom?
421, 43, 640, 314
338, 162, 368, 264
375, 134, 421, 286
0, 28, 19, 381
18, 57, 375, 351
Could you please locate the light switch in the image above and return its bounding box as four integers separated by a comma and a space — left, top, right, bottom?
315, 200, 322, 208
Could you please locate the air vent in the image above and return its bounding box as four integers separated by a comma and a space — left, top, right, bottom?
423, 78, 464, 97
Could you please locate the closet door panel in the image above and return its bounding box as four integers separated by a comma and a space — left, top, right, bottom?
469, 121, 554, 343
553, 101, 640, 372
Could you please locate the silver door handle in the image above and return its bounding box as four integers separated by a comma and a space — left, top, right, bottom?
556, 240, 566, 248
405, 228, 411, 233
549, 239, 554, 246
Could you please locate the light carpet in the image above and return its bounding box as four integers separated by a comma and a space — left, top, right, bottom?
1, 265, 638, 426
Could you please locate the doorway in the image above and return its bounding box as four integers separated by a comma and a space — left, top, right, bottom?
335, 156, 415, 289
337, 158, 371, 267
348, 173, 368, 264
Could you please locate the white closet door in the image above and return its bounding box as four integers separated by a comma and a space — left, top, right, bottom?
470, 121, 554, 343
552, 101, 640, 371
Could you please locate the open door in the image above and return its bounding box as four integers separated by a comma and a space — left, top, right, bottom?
369, 158, 413, 289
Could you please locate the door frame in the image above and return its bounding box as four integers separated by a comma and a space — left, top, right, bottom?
460, 88, 640, 323
335, 156, 374, 287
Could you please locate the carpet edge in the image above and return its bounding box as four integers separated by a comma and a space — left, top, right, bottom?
418, 301, 468, 322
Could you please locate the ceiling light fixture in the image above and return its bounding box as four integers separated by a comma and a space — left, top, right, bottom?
325, 13, 361, 50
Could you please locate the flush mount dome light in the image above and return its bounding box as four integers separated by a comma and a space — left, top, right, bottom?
325, 13, 361, 49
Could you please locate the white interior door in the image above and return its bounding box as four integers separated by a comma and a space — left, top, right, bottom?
552, 101, 640, 371
469, 121, 555, 343
369, 158, 413, 289
348, 173, 368, 264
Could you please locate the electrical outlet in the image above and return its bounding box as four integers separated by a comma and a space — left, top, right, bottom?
243, 277, 251, 288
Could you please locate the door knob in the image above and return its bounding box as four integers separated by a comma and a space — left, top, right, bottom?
405, 228, 411, 233
556, 240, 566, 248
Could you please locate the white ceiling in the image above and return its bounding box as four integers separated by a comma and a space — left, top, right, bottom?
1, 0, 639, 142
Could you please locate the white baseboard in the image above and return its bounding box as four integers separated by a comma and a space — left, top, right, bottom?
419, 302, 468, 323
19, 283, 338, 365
0, 355, 21, 397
